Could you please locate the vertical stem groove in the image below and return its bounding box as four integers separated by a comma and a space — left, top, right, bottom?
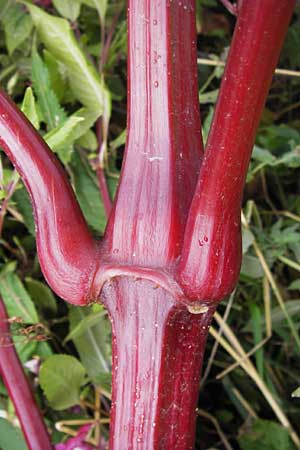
102, 278, 215, 450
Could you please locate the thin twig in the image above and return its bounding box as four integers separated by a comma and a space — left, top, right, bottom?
219, 0, 238, 15
197, 409, 234, 450
201, 292, 235, 386
231, 388, 258, 419
197, 58, 300, 78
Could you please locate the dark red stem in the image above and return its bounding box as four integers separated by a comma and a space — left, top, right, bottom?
96, 166, 112, 217
102, 278, 214, 450
177, 0, 295, 302
103, 0, 203, 268
0, 297, 53, 450
0, 1, 295, 449
0, 91, 99, 305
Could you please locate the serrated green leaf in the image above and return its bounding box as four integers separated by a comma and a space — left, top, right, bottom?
53, 0, 81, 22
0, 419, 27, 450
0, 272, 38, 324
27, 3, 106, 114
71, 151, 106, 233
68, 306, 111, 386
31, 50, 66, 130
45, 116, 84, 163
25, 278, 57, 314
21, 87, 39, 130
39, 354, 86, 410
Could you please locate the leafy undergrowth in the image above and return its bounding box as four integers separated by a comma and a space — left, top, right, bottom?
0, 0, 300, 449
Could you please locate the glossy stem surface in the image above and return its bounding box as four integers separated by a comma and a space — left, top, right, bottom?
104, 0, 202, 267
0, 91, 99, 305
0, 298, 53, 450
102, 278, 215, 450
178, 0, 295, 302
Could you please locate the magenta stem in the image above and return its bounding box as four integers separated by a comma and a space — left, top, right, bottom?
177, 0, 295, 302
104, 0, 203, 268
102, 278, 215, 450
0, 91, 99, 305
0, 297, 53, 450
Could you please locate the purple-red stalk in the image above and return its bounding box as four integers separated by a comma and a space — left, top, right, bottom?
0, 0, 295, 449
0, 297, 53, 450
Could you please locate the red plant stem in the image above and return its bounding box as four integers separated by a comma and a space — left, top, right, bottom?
177, 0, 295, 302
0, 91, 99, 305
104, 0, 203, 267
0, 297, 53, 450
96, 166, 112, 217
219, 0, 238, 15
96, 117, 112, 218
102, 278, 215, 450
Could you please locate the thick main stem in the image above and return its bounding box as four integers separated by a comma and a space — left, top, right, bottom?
0, 297, 53, 450
104, 0, 202, 267
102, 278, 215, 450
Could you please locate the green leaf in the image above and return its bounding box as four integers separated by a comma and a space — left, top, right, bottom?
71, 107, 100, 141
73, 0, 108, 21
39, 354, 86, 410
25, 278, 57, 314
44, 107, 100, 163
110, 128, 126, 150
242, 227, 255, 254
238, 419, 293, 450
31, 50, 66, 130
0, 272, 38, 324
71, 151, 106, 233
252, 145, 276, 164
45, 116, 84, 163
53, 0, 81, 22
27, 3, 106, 114
68, 306, 111, 386
21, 87, 40, 130
288, 279, 300, 290
292, 386, 300, 398
12, 187, 35, 235
1, 2, 33, 55
92, 0, 108, 23
0, 419, 28, 450
77, 129, 98, 150
43, 49, 67, 102
199, 89, 218, 104
240, 255, 264, 279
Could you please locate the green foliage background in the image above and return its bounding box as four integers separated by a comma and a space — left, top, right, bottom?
0, 0, 299, 448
